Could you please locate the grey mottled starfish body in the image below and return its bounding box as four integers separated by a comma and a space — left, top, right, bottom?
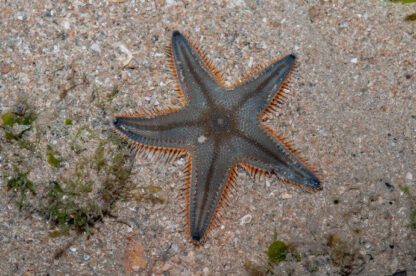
113, 31, 321, 244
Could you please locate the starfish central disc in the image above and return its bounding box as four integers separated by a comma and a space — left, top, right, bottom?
209, 112, 232, 133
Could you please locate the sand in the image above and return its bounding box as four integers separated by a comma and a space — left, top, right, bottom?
0, 0, 415, 275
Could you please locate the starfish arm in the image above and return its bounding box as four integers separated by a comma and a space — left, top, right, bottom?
232, 54, 296, 115
235, 125, 321, 189
171, 31, 223, 108
112, 107, 203, 149
188, 139, 235, 243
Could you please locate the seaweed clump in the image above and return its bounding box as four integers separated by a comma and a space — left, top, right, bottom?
43, 132, 134, 236
7, 169, 36, 209
327, 234, 365, 275
267, 240, 288, 264
1, 98, 36, 149
244, 230, 301, 275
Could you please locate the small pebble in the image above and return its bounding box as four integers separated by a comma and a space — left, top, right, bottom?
350, 58, 358, 63
281, 192, 292, 199
171, 243, 179, 253
121, 71, 129, 81
161, 263, 172, 272
61, 20, 70, 30
406, 172, 413, 181
91, 43, 101, 53
0, 63, 13, 74
233, 237, 239, 246
240, 214, 252, 225
78, 254, 90, 261
187, 251, 195, 263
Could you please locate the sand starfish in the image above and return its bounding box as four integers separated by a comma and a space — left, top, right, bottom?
113, 31, 321, 244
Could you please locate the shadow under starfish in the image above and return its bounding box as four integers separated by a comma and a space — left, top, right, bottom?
113, 31, 322, 244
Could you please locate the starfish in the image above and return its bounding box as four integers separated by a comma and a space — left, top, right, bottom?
113, 31, 321, 244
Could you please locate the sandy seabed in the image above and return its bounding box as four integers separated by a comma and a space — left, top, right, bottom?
0, 1, 415, 275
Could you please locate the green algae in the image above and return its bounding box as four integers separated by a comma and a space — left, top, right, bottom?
389, 0, 416, 3
399, 185, 416, 231
399, 185, 411, 196
7, 169, 36, 209
47, 145, 62, 167
41, 133, 133, 234
65, 118, 73, 125
1, 99, 36, 150
44, 181, 99, 233
267, 240, 288, 264
1, 112, 15, 127
244, 231, 302, 275
107, 85, 119, 101
410, 210, 416, 230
